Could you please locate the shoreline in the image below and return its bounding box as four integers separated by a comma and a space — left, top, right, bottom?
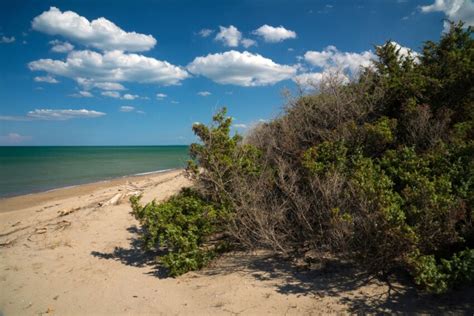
0, 168, 183, 213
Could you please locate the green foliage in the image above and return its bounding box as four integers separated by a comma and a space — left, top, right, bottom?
410, 249, 474, 294
130, 188, 228, 276
130, 22, 473, 291
187, 108, 262, 206
273, 22, 472, 293
302, 141, 348, 175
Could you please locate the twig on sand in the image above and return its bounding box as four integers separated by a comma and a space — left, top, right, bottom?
0, 225, 31, 238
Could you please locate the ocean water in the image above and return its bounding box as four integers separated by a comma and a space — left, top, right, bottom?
0, 146, 189, 198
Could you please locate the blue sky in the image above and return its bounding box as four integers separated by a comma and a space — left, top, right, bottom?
0, 0, 471, 145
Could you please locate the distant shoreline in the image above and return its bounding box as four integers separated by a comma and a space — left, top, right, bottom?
0, 168, 177, 200
0, 146, 190, 199
0, 168, 184, 213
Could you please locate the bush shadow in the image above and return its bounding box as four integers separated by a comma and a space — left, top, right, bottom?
90, 225, 169, 278
200, 251, 474, 314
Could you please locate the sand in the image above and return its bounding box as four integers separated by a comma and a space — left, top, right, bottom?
0, 169, 472, 315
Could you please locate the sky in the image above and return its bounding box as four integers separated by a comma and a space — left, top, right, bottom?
0, 0, 472, 145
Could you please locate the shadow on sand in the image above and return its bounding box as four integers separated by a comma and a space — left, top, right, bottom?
200, 252, 474, 314
92, 225, 474, 313
91, 225, 169, 278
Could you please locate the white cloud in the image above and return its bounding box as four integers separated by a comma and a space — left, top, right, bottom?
197, 91, 211, 96
94, 82, 125, 90
215, 25, 241, 47
0, 133, 31, 144
101, 91, 138, 99
122, 93, 138, 100
252, 25, 297, 43
49, 40, 74, 53
156, 93, 167, 99
241, 38, 257, 48
101, 91, 120, 98
0, 36, 15, 44
198, 28, 214, 37
187, 50, 297, 86
421, 0, 474, 31
233, 123, 248, 129
76, 78, 126, 91
120, 105, 135, 112
0, 109, 105, 121
171, 100, 179, 104
389, 41, 419, 60
29, 49, 189, 86
298, 46, 374, 89
71, 90, 93, 98
293, 72, 324, 87
32, 7, 156, 52
28, 109, 105, 120
304, 45, 375, 75
34, 75, 59, 83
297, 42, 415, 89
293, 71, 349, 89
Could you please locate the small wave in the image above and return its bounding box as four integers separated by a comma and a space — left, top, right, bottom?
133, 168, 175, 176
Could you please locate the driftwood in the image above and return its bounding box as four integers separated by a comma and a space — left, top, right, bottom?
58, 207, 81, 217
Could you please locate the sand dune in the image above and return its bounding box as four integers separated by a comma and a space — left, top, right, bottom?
1, 170, 472, 315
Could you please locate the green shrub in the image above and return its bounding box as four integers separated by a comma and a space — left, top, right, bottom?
130, 22, 473, 292
130, 188, 228, 276
410, 249, 474, 294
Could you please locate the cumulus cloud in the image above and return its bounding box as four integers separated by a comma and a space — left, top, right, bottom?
198, 28, 214, 37
122, 93, 138, 100
34, 75, 59, 83
156, 93, 167, 100
32, 7, 156, 52
0, 133, 31, 144
252, 25, 297, 43
197, 91, 211, 96
187, 50, 297, 86
214, 25, 257, 48
293, 72, 324, 87
101, 91, 120, 98
389, 41, 419, 60
304, 45, 375, 75
297, 42, 416, 89
76, 78, 126, 91
0, 109, 105, 121
119, 105, 135, 112
293, 71, 349, 89
421, 0, 474, 31
233, 123, 248, 129
0, 36, 15, 44
49, 40, 74, 53
215, 25, 242, 47
241, 38, 257, 48
101, 91, 139, 100
29, 49, 189, 86
71, 90, 93, 98
28, 109, 105, 120
297, 46, 374, 89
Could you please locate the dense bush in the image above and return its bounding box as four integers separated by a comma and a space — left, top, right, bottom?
130, 188, 228, 276
131, 22, 473, 292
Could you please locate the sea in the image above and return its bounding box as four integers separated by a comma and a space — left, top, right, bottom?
0, 146, 189, 198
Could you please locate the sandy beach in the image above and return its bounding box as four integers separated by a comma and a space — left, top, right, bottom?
1, 169, 472, 315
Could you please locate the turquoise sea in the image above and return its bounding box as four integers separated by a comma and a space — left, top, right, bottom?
0, 146, 189, 198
